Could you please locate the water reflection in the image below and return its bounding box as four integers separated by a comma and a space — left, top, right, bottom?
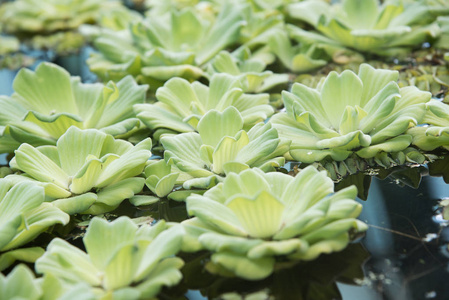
179, 244, 369, 300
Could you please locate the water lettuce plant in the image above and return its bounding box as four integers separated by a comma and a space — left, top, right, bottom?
287, 0, 441, 60
0, 264, 41, 300
0, 0, 123, 34
408, 100, 449, 151
8, 126, 152, 215
88, 3, 244, 86
181, 166, 367, 280
207, 49, 289, 93
134, 73, 273, 138
160, 106, 290, 192
270, 64, 431, 163
267, 28, 328, 73
35, 217, 184, 300
0, 62, 147, 153
0, 179, 69, 271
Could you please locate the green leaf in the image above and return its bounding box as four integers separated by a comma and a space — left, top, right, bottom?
51, 193, 97, 215
186, 194, 246, 237
209, 252, 275, 280
13, 143, 69, 189
342, 0, 378, 29
197, 107, 244, 147
36, 238, 101, 286
84, 217, 137, 272
0, 247, 44, 271
0, 264, 41, 300
320, 70, 363, 130
227, 191, 284, 239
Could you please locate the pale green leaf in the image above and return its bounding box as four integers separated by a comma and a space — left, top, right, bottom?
197, 107, 244, 147
227, 191, 284, 239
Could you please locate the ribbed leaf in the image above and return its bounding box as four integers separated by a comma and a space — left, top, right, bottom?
227, 191, 284, 239
186, 194, 246, 236
210, 252, 274, 280
13, 144, 69, 189
321, 70, 363, 129
197, 107, 244, 147
57, 127, 108, 177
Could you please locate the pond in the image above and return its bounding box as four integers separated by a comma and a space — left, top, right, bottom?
93, 159, 449, 300
1, 57, 449, 300
1, 1, 449, 296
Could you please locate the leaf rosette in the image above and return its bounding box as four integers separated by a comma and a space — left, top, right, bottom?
88, 3, 244, 86
134, 73, 274, 138
287, 0, 441, 60
0, 62, 148, 154
181, 166, 367, 280
270, 64, 431, 163
7, 126, 152, 215
159, 106, 290, 194
207, 49, 289, 93
0, 0, 122, 34
35, 217, 184, 300
408, 100, 449, 151
0, 179, 68, 270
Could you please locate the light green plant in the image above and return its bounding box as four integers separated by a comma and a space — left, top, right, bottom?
88, 3, 244, 87
160, 107, 290, 193
0, 179, 69, 270
207, 49, 289, 93
0, 0, 124, 34
408, 100, 449, 151
270, 64, 431, 163
0, 264, 41, 300
36, 217, 184, 300
0, 36, 19, 56
0, 264, 96, 300
181, 166, 367, 280
0, 62, 148, 154
287, 0, 441, 61
267, 28, 328, 73
7, 126, 152, 215
134, 73, 273, 138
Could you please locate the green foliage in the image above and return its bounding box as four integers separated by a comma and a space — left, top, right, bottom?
0, 0, 124, 34
408, 100, 449, 150
287, 0, 441, 61
0, 63, 148, 153
8, 126, 152, 214
36, 217, 184, 300
134, 73, 273, 138
159, 107, 289, 195
181, 166, 367, 280
270, 64, 431, 163
0, 179, 68, 252
88, 2, 244, 86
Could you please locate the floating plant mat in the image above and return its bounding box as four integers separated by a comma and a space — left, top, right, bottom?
55, 163, 445, 300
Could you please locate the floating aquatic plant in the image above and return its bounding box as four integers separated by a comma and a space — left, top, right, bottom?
0, 179, 69, 270
408, 100, 449, 151
159, 106, 289, 193
0, 264, 42, 300
0, 62, 148, 153
267, 27, 328, 73
207, 49, 288, 93
0, 0, 124, 34
36, 217, 184, 299
8, 126, 152, 215
270, 64, 431, 163
287, 0, 441, 60
88, 3, 244, 86
134, 73, 273, 138
181, 166, 367, 280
